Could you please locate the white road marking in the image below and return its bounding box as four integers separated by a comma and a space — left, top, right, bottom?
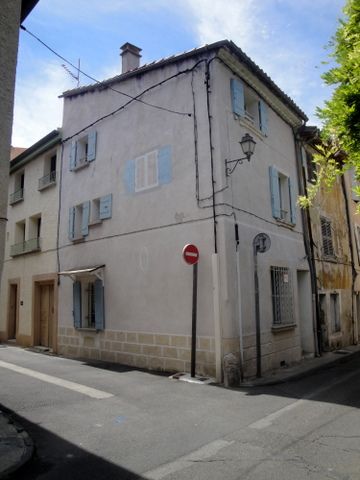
0, 360, 113, 399
143, 439, 235, 479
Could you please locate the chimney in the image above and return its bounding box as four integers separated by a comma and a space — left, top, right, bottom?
120, 43, 142, 73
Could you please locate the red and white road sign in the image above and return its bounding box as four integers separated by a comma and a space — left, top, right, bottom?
182, 244, 199, 265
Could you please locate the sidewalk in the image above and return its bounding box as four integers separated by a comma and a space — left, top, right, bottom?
1, 344, 360, 478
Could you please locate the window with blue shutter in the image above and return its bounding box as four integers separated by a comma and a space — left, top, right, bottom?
259, 101, 268, 136
230, 79, 245, 117
82, 201, 90, 235
94, 279, 105, 330
269, 166, 281, 219
69, 206, 75, 239
73, 282, 82, 328
99, 194, 112, 219
158, 145, 172, 185
70, 141, 77, 170
87, 130, 97, 162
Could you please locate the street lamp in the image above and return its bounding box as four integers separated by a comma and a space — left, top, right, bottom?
225, 133, 256, 176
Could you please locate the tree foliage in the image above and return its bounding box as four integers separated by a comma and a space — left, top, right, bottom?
317, 0, 360, 163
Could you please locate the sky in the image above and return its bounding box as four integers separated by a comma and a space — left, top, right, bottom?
12, 0, 346, 148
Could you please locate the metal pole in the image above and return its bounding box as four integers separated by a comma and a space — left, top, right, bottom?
191, 262, 198, 377
253, 244, 261, 378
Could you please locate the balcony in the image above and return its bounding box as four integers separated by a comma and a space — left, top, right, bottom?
9, 188, 24, 205
10, 237, 41, 257
38, 171, 57, 190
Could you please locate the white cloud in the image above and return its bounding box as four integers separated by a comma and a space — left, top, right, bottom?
12, 62, 75, 147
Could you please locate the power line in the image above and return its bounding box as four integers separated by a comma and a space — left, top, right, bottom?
20, 25, 193, 118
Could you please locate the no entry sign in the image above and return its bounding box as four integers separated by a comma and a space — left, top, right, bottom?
182, 244, 199, 265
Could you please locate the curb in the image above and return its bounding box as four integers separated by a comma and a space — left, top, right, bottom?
0, 411, 35, 480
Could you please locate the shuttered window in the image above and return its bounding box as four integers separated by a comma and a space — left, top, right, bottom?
73, 279, 105, 330
269, 166, 296, 224
321, 217, 335, 257
70, 130, 97, 170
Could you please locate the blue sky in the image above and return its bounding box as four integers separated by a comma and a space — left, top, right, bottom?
12, 0, 346, 147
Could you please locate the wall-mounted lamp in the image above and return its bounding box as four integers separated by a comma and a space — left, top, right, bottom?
225, 133, 256, 176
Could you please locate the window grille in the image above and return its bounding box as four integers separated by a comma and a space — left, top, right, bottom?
270, 266, 295, 326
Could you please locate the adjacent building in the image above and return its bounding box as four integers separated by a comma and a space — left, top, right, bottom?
0, 130, 61, 351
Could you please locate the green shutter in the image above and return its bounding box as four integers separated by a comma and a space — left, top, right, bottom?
94, 280, 105, 330
87, 130, 97, 162
269, 166, 281, 219
259, 101, 268, 136
288, 178, 296, 224
70, 141, 77, 170
68, 206, 75, 239
82, 201, 90, 235
100, 194, 112, 219
73, 282, 82, 328
230, 79, 245, 117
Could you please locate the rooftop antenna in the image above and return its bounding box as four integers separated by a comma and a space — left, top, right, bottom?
62, 59, 80, 87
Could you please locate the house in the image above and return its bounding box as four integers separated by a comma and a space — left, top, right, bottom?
56, 39, 314, 383
0, 130, 61, 350
0, 0, 39, 292
299, 129, 360, 352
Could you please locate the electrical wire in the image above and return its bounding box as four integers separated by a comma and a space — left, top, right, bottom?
20, 25, 193, 122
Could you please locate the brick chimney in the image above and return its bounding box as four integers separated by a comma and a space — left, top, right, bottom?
120, 43, 142, 73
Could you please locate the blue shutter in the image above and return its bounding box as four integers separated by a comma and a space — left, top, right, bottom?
94, 280, 105, 330
70, 141, 77, 170
269, 166, 281, 219
158, 145, 172, 185
259, 101, 268, 136
87, 130, 97, 162
230, 79, 245, 117
68, 206, 75, 239
73, 282, 82, 328
125, 159, 136, 195
82, 201, 90, 235
288, 177, 296, 224
100, 194, 112, 219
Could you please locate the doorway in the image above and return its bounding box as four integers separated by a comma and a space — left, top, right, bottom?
8, 282, 19, 340
39, 284, 54, 348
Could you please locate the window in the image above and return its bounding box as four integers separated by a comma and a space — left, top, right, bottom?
39, 153, 57, 190
69, 194, 112, 239
70, 130, 97, 170
10, 218, 41, 256
301, 147, 317, 183
269, 166, 296, 224
271, 266, 295, 327
125, 145, 172, 194
73, 279, 104, 330
10, 172, 25, 205
320, 217, 335, 257
330, 293, 340, 332
230, 78, 268, 135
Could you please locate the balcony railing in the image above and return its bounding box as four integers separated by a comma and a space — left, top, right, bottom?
244, 110, 255, 124
38, 171, 57, 190
9, 188, 24, 205
10, 237, 41, 257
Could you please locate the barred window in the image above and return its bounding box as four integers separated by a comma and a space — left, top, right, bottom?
321, 217, 335, 257
270, 267, 295, 326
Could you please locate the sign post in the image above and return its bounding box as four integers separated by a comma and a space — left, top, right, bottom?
182, 244, 199, 377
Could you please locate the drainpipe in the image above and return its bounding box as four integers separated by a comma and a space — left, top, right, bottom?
293, 127, 322, 356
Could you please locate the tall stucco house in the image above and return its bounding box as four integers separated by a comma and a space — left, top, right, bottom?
300, 130, 360, 353
56, 40, 315, 382
0, 0, 39, 292
0, 130, 61, 350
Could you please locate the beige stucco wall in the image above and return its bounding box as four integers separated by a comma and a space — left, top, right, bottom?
0, 0, 22, 294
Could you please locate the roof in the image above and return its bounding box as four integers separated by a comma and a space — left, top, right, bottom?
21, 0, 39, 22
61, 39, 307, 122
10, 129, 61, 174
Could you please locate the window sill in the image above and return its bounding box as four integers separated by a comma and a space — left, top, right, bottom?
88, 220, 103, 227
275, 218, 295, 229
71, 162, 90, 172
236, 115, 266, 140
76, 327, 99, 333
70, 236, 85, 244
272, 323, 297, 332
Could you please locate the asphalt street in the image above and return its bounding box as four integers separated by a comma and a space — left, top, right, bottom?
0, 345, 359, 479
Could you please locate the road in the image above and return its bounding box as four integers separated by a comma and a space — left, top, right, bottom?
0, 345, 359, 479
